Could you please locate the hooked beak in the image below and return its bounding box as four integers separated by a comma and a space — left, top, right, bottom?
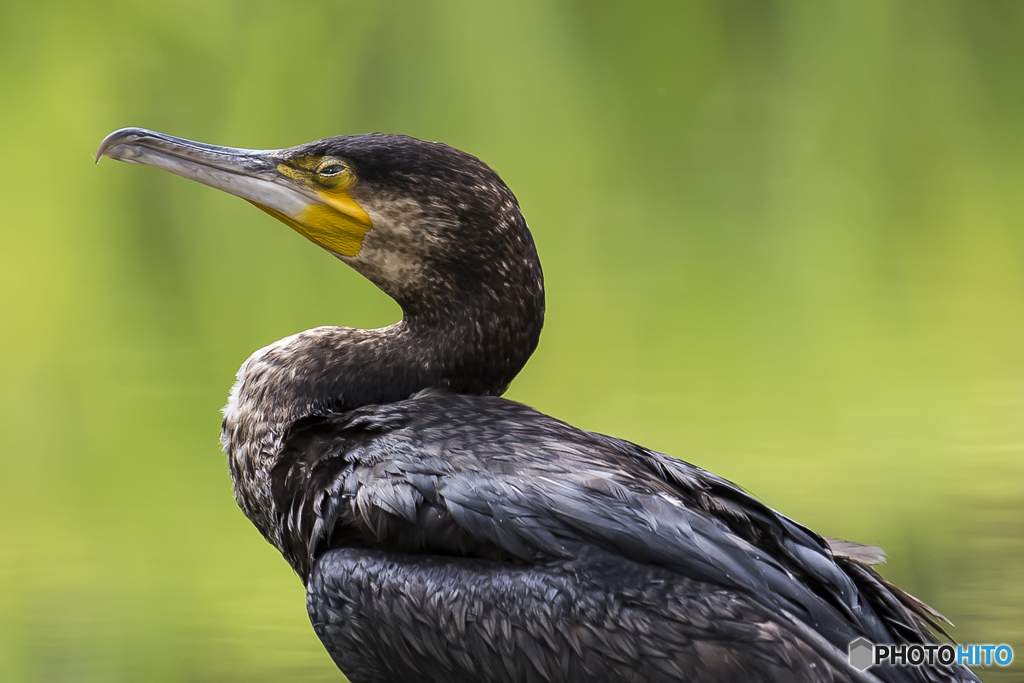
96, 127, 373, 257
96, 127, 318, 217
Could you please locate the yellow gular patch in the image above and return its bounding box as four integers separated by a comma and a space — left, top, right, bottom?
298, 203, 371, 256
251, 203, 371, 257
269, 160, 374, 256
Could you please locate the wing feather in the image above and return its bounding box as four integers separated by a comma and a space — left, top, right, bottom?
275, 391, 978, 683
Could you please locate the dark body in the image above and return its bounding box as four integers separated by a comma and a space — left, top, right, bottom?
278, 391, 973, 683
95, 128, 980, 683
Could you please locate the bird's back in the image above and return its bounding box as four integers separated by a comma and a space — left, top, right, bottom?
272, 390, 977, 683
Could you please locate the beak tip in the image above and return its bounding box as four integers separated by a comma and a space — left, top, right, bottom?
96, 127, 153, 165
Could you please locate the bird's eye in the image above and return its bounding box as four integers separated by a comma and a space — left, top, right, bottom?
318, 164, 346, 177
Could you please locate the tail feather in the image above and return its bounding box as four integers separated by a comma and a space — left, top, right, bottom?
826, 540, 978, 683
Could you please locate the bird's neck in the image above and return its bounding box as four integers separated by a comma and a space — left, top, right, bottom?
220, 280, 544, 552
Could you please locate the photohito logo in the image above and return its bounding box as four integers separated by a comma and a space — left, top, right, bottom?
848, 638, 1014, 671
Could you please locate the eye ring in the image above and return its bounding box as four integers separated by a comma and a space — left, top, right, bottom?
318, 163, 347, 177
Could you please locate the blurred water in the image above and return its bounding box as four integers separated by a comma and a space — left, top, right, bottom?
0, 1, 1021, 681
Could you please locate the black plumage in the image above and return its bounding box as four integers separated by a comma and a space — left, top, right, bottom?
282, 391, 970, 683
95, 128, 980, 683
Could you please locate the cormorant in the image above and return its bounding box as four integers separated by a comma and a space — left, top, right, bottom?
97, 127, 978, 683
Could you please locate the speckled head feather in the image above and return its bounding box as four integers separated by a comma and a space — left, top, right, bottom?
321, 134, 546, 320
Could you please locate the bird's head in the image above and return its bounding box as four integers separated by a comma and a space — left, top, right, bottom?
96, 128, 543, 321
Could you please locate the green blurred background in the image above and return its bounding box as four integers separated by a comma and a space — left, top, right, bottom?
1, 0, 1021, 681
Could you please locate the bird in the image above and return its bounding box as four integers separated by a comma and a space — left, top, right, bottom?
97, 127, 979, 683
